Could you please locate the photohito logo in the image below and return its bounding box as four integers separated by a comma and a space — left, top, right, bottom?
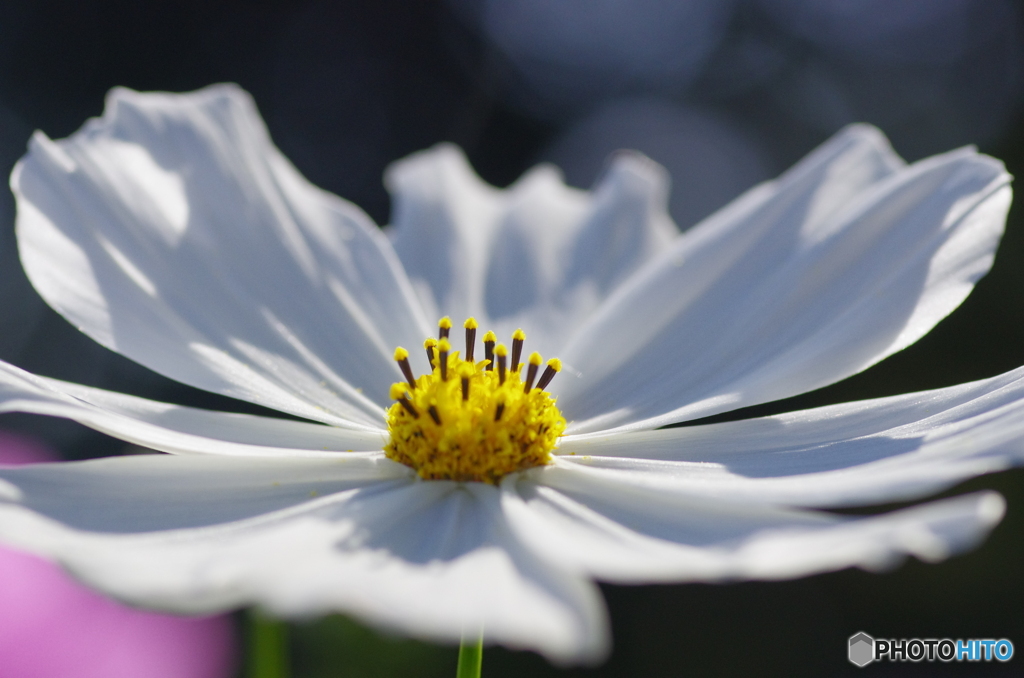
848, 633, 874, 667
848, 632, 1014, 667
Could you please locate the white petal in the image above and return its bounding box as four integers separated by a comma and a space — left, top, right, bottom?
0, 459, 606, 664
0, 454, 407, 531
557, 366, 1024, 508
0, 359, 386, 457
506, 467, 1004, 582
385, 144, 675, 356
12, 85, 432, 429
556, 125, 1012, 432
385, 144, 504, 325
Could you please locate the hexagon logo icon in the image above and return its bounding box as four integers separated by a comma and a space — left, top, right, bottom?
849, 632, 875, 667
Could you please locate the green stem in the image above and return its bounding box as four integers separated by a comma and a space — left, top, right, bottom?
456, 628, 484, 678
246, 610, 290, 678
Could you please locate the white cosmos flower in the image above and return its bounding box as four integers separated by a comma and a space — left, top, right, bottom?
0, 84, 1020, 665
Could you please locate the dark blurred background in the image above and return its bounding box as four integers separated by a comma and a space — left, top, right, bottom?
0, 1, 1021, 676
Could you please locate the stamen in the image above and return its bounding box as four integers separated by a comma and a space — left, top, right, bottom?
523, 352, 542, 392
511, 328, 526, 372
424, 338, 437, 369
438, 316, 452, 340
438, 338, 451, 381
389, 383, 419, 418
495, 343, 508, 385
385, 322, 567, 485
535, 358, 562, 391
464, 317, 478, 362
459, 363, 473, 401
393, 347, 417, 389
483, 331, 496, 371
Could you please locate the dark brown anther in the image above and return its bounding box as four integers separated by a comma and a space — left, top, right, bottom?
535, 365, 558, 391
523, 361, 539, 393
494, 402, 505, 422
461, 376, 470, 401
497, 351, 507, 385
438, 340, 450, 381
396, 356, 416, 389
510, 329, 525, 372
428, 405, 442, 425
424, 338, 437, 371
464, 319, 477, 363
532, 368, 557, 391
390, 384, 419, 418
484, 334, 495, 371
438, 316, 452, 340
397, 396, 419, 418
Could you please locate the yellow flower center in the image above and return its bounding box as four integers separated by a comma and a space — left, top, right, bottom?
385, 317, 566, 484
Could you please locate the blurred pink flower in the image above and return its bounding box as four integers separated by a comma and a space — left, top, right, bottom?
0, 432, 237, 678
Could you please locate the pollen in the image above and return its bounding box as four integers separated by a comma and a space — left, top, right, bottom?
385, 318, 566, 484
